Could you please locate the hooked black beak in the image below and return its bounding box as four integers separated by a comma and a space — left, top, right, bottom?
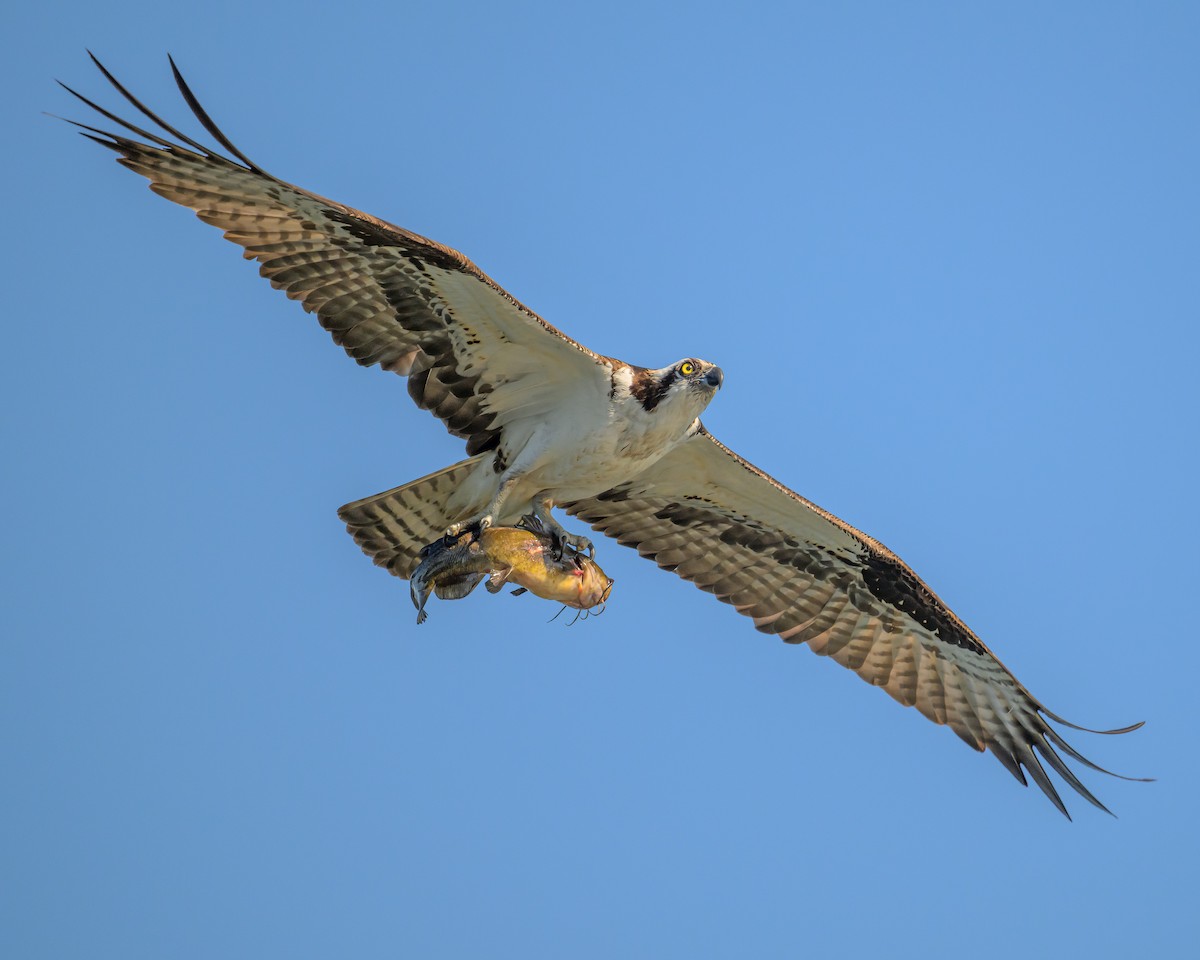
705, 366, 724, 389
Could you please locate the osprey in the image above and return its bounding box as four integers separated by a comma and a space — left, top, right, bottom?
59, 54, 1145, 818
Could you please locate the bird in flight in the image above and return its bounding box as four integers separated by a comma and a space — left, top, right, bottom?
58, 53, 1145, 818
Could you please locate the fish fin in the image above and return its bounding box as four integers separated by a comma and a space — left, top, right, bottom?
509, 587, 528, 597
518, 514, 545, 534
485, 566, 514, 594
434, 573, 486, 600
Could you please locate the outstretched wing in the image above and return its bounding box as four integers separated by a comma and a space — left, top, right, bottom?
564, 428, 1145, 818
58, 54, 613, 456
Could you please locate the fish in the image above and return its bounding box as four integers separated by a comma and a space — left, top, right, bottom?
410, 517, 615, 624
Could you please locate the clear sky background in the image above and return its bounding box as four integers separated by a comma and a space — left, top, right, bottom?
4, 3, 1197, 957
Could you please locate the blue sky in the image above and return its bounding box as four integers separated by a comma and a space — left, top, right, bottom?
4, 3, 1198, 957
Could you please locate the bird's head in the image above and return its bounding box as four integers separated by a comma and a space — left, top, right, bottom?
629, 357, 723, 417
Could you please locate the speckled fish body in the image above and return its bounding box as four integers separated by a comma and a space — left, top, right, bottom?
410, 525, 614, 624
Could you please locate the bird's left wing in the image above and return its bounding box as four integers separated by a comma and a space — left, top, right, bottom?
564, 428, 1144, 817
57, 55, 612, 457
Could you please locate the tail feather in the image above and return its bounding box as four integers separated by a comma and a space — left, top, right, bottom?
338, 455, 489, 579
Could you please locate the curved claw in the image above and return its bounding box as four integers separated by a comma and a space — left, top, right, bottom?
445, 514, 493, 540
562, 534, 594, 559
524, 504, 594, 560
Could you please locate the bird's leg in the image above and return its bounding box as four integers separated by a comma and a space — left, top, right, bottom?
444, 469, 525, 540
531, 498, 594, 560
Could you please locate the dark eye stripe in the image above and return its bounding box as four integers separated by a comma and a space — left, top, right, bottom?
630, 366, 677, 411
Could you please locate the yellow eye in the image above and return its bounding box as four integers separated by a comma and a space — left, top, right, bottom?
679, 361, 696, 376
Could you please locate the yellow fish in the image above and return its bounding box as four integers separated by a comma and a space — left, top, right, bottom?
410, 519, 614, 624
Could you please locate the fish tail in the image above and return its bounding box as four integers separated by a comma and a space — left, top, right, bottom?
411, 575, 432, 623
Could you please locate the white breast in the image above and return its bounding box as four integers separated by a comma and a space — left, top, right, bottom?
516, 367, 704, 503
447, 363, 710, 522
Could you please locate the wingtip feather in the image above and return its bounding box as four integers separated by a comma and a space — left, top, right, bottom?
166, 52, 267, 175
1040, 709, 1146, 736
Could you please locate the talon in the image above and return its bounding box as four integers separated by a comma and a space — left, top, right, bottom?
526, 502, 594, 562
549, 530, 566, 562
445, 514, 493, 542
561, 533, 594, 559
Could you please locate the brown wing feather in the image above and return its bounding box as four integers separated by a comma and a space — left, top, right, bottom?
564, 427, 1146, 818
59, 55, 611, 456
338, 456, 489, 579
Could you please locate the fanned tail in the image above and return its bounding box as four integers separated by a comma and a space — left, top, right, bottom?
338, 455, 489, 579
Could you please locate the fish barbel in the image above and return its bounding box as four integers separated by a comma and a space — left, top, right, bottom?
410, 519, 614, 624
